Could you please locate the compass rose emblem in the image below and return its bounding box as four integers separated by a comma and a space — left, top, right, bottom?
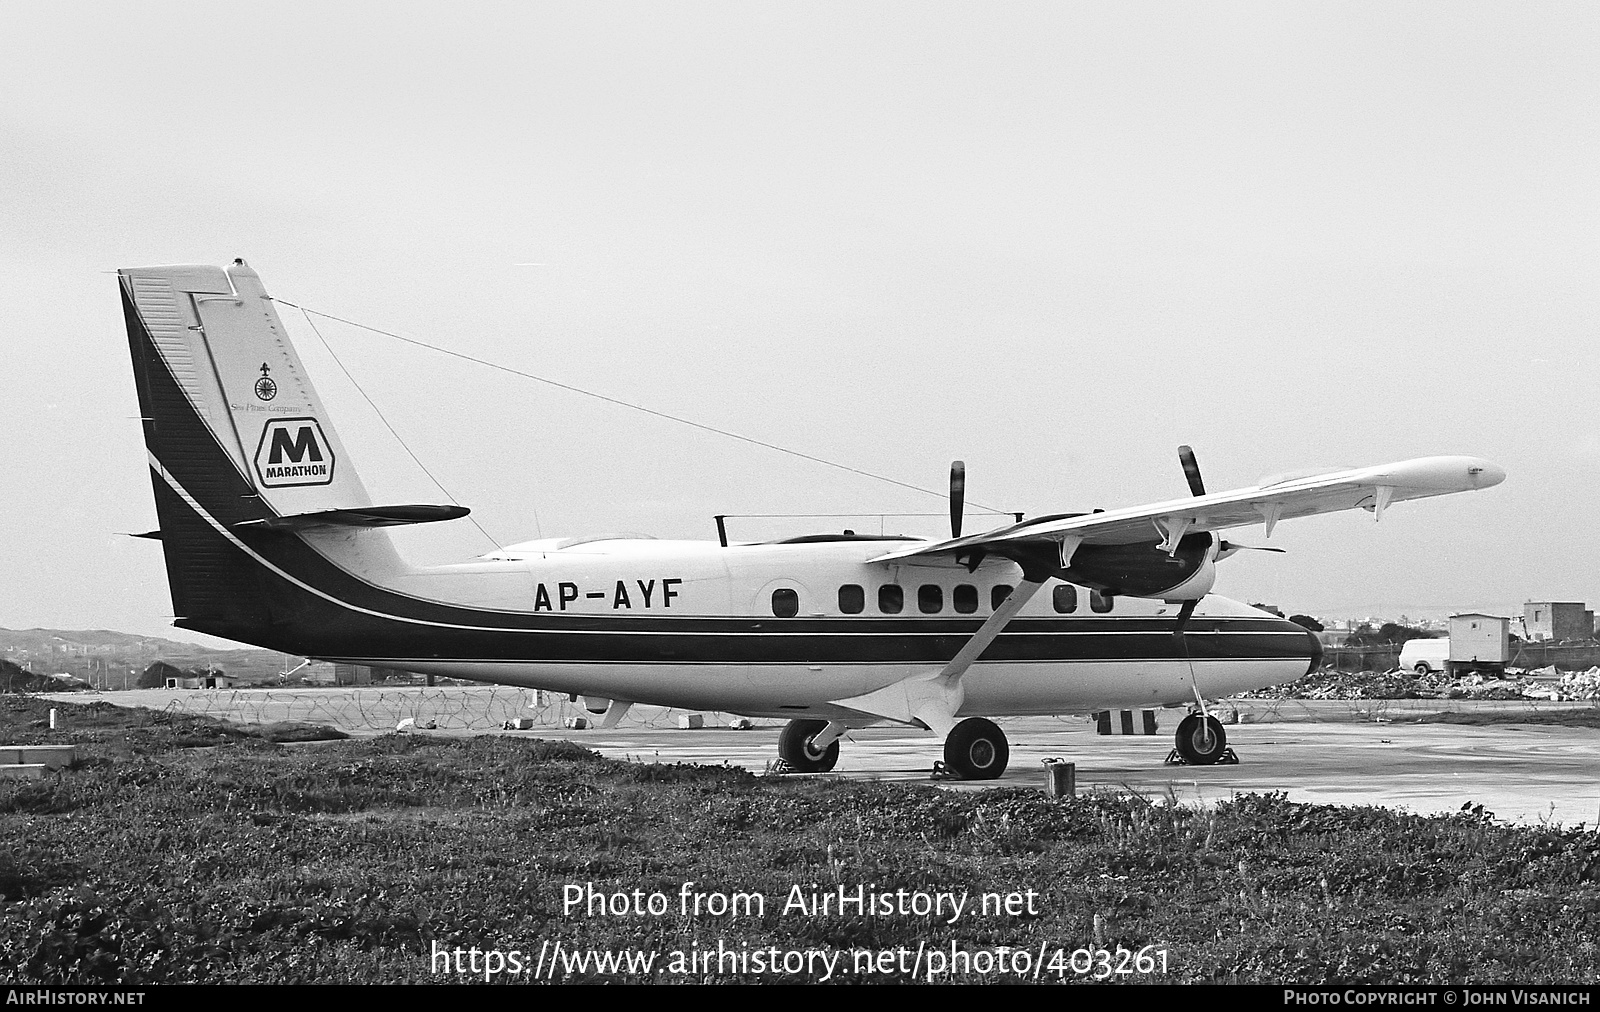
254, 362, 278, 402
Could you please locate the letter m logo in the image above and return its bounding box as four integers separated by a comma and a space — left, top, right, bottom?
255, 417, 336, 487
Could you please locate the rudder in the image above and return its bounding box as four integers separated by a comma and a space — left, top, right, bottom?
121, 260, 378, 517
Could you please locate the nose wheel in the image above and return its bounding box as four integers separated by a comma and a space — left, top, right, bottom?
1168, 713, 1233, 766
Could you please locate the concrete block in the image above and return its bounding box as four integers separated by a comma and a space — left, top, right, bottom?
0, 764, 49, 781
677, 714, 705, 729
0, 745, 76, 769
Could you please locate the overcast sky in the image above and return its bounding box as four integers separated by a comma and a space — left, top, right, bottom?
2, 2, 1595, 645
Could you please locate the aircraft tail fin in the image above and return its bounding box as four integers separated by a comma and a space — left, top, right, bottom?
122, 260, 378, 514
120, 260, 411, 643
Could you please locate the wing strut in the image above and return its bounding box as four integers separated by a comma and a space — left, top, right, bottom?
1171, 599, 1199, 636
932, 576, 1048, 689
830, 575, 1049, 736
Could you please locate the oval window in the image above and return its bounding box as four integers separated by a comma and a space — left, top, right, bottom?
953, 584, 978, 614
771, 588, 799, 618
991, 585, 1013, 610
1053, 585, 1078, 614
1090, 589, 1114, 614
918, 584, 943, 614
838, 584, 865, 614
878, 584, 904, 614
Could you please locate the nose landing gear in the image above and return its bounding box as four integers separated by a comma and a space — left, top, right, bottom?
1165, 712, 1236, 766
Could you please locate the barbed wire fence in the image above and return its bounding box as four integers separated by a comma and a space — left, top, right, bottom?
151, 686, 748, 734
49, 682, 1600, 739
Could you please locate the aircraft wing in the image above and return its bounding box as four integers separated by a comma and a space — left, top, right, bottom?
869, 455, 1505, 565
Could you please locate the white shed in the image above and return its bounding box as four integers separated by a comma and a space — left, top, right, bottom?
1448, 613, 1509, 668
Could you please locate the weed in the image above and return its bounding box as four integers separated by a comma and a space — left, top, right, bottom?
4, 698, 1600, 983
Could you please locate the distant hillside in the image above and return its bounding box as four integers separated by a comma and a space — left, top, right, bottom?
0, 628, 223, 654
0, 627, 298, 686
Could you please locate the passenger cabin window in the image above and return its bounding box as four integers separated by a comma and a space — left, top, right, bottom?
992, 585, 1013, 610
838, 584, 864, 614
1090, 589, 1114, 613
918, 584, 943, 614
771, 588, 799, 618
878, 584, 904, 614
953, 584, 978, 614
1052, 585, 1078, 613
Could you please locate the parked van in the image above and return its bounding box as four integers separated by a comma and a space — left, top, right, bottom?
1398, 638, 1450, 674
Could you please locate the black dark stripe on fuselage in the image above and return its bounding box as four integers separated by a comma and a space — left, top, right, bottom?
126, 286, 1321, 669
150, 466, 1316, 663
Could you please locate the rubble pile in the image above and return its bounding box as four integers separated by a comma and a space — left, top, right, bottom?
1241, 666, 1600, 702
1556, 667, 1600, 700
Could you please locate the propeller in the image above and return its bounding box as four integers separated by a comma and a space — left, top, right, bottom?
1179, 445, 1285, 559
1170, 448, 1204, 637
949, 460, 965, 538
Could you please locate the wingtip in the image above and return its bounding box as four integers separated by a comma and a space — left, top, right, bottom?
1467, 459, 1507, 490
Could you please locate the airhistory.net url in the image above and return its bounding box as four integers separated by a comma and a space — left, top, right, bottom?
429, 939, 1171, 982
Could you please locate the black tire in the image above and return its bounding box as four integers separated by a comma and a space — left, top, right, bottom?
777, 719, 839, 773
943, 717, 1009, 780
1414, 662, 1432, 675
1174, 713, 1227, 766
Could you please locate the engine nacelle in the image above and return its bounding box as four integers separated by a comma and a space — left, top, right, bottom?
1058, 532, 1218, 601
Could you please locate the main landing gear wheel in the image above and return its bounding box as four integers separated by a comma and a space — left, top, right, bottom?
778, 719, 839, 773
943, 717, 1010, 780
1174, 713, 1227, 766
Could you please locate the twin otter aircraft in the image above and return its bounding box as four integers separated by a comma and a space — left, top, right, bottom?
120, 260, 1506, 778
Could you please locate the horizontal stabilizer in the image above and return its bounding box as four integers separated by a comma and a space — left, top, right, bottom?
233, 504, 470, 532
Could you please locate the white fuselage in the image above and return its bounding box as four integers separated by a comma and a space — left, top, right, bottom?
328, 536, 1313, 722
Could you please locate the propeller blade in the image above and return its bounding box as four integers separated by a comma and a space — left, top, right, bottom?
1178, 445, 1205, 497
949, 460, 966, 539
1217, 540, 1288, 561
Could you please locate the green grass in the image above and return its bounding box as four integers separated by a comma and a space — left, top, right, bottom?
2, 696, 1599, 984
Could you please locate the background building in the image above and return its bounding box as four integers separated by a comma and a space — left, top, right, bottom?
1523, 602, 1593, 641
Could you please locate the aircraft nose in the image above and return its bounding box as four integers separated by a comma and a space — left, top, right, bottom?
1302, 625, 1324, 675
1467, 459, 1507, 490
